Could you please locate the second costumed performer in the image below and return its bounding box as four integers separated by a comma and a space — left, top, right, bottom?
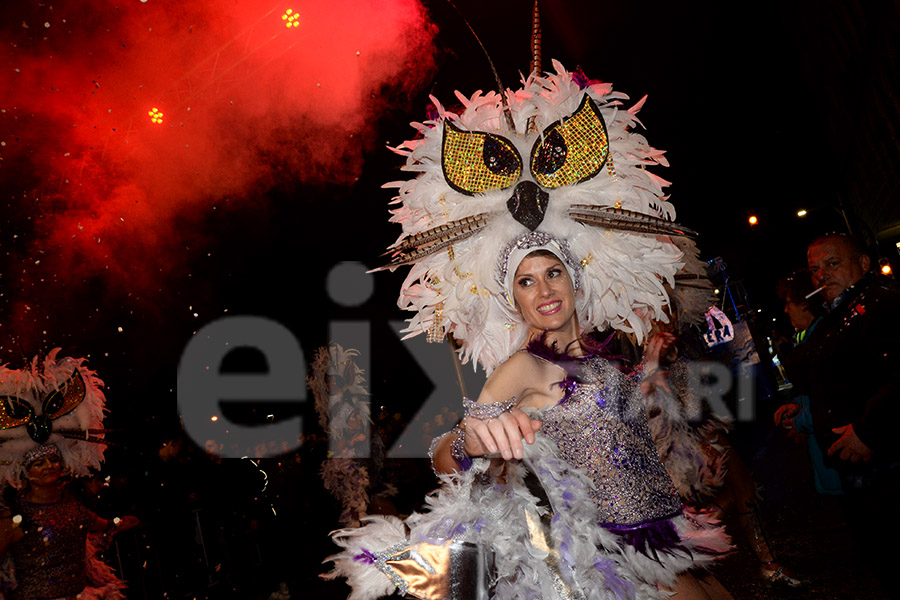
0, 350, 138, 600
325, 60, 733, 599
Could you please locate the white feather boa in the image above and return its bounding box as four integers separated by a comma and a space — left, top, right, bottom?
324, 435, 730, 600
81, 533, 127, 600
309, 345, 375, 528
645, 360, 731, 502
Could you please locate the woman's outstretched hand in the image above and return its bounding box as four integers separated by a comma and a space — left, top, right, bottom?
463, 408, 542, 461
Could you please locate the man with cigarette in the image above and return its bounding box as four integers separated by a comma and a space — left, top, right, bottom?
796, 233, 900, 596
804, 234, 900, 463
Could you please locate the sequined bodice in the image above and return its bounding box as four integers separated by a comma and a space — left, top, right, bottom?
10, 493, 96, 600
536, 356, 681, 526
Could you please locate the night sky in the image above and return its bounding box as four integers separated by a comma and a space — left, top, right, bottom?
0, 0, 863, 492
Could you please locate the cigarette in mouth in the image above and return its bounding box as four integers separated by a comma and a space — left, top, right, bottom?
805, 286, 826, 299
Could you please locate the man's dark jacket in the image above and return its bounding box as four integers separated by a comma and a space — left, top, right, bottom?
786, 273, 900, 472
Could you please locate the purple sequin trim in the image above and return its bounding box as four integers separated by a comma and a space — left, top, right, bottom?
525, 332, 625, 403
559, 378, 579, 403
601, 512, 686, 557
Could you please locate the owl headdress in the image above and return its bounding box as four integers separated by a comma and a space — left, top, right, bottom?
382, 59, 706, 372
0, 349, 108, 487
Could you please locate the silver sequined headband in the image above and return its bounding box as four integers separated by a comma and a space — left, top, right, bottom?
22, 444, 62, 469
497, 231, 582, 306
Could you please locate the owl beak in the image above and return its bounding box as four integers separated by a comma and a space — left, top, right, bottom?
507, 181, 549, 231
26, 414, 52, 444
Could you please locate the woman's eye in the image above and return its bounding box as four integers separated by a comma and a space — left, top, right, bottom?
548, 268, 561, 278
517, 278, 533, 287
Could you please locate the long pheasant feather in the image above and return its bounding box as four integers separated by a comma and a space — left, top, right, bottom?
568, 205, 697, 237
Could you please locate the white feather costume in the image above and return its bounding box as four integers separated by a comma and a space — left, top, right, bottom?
310, 345, 375, 528
325, 435, 731, 600
324, 63, 733, 599
0, 350, 124, 600
645, 359, 731, 503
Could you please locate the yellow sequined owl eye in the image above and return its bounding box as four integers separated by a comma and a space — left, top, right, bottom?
442, 122, 522, 195
0, 396, 33, 430
42, 369, 86, 421
530, 95, 609, 189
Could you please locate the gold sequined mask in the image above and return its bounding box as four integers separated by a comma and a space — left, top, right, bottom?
441, 95, 609, 196
531, 95, 609, 188
442, 123, 523, 195
0, 369, 86, 443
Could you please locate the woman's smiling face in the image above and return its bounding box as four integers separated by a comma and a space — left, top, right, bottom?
512, 252, 577, 333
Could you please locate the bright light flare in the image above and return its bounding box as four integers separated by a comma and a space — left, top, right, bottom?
882, 263, 893, 276
797, 209, 808, 217
282, 9, 299, 28
148, 107, 164, 124
748, 215, 758, 226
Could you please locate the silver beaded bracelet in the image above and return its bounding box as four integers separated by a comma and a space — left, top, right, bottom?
427, 429, 452, 475
427, 426, 472, 474
449, 427, 473, 471
462, 396, 517, 420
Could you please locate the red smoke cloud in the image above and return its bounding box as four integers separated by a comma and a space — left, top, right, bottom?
0, 0, 437, 354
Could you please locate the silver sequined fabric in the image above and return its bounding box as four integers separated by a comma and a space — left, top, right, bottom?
536, 356, 682, 525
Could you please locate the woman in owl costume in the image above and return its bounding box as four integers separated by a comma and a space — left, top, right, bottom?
324, 56, 735, 599
0, 349, 135, 600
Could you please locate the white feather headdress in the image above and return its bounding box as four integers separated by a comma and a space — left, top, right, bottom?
0, 349, 108, 488
382, 61, 697, 373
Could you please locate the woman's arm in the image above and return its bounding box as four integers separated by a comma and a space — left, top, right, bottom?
432, 354, 543, 475
89, 515, 140, 534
